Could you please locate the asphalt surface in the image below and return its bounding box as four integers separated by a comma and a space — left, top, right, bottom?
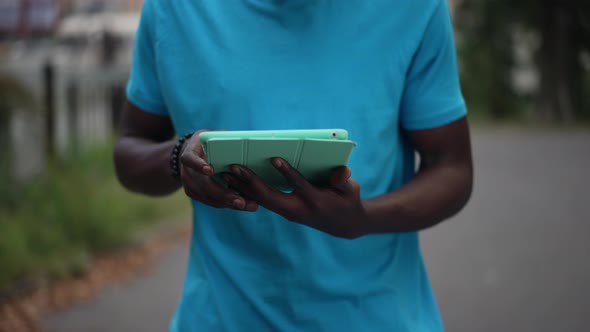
44, 128, 590, 332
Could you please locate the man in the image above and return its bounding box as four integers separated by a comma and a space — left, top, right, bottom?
114, 0, 473, 331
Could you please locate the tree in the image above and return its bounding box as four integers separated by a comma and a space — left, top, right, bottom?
454, 0, 590, 122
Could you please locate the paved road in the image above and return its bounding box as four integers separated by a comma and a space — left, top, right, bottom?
44, 128, 590, 332
43, 247, 188, 332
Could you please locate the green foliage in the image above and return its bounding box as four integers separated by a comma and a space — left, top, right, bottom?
0, 145, 190, 294
0, 76, 36, 177
455, 1, 524, 119
0, 76, 36, 115
454, 0, 590, 122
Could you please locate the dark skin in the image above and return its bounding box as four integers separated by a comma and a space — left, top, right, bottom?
114, 102, 473, 239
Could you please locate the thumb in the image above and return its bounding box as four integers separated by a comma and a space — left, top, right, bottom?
329, 166, 352, 187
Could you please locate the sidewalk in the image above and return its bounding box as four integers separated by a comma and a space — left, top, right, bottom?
43, 247, 188, 332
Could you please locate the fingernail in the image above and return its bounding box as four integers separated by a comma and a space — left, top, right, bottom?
203, 165, 213, 176
272, 158, 282, 168
231, 165, 241, 176
233, 198, 245, 209
246, 202, 259, 212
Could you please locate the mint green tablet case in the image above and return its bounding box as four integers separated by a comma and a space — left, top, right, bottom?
199, 129, 357, 191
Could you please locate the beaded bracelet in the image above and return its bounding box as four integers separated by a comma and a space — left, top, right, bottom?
170, 133, 193, 179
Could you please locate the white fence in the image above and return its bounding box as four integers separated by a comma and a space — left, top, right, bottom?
1, 54, 128, 181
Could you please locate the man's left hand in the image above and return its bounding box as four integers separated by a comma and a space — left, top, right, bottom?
222, 158, 367, 239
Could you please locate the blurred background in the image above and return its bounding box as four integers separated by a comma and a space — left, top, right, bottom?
0, 1, 589, 332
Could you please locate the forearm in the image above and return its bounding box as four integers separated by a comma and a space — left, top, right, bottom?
113, 137, 181, 196
361, 161, 473, 234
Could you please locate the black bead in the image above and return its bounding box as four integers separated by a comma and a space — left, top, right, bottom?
170, 132, 194, 180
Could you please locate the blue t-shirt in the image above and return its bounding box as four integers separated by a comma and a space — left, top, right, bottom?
127, 0, 466, 331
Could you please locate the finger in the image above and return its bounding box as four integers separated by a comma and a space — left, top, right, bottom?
180, 151, 214, 176
181, 170, 219, 204
200, 177, 250, 209
345, 178, 361, 196
183, 184, 224, 208
179, 130, 214, 176
226, 171, 308, 221
183, 169, 249, 209
329, 166, 352, 187
224, 183, 259, 210
244, 201, 259, 212
226, 166, 298, 212
190, 130, 209, 157
271, 158, 313, 194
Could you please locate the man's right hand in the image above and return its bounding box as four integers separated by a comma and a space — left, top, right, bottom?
114, 102, 258, 212
179, 130, 259, 212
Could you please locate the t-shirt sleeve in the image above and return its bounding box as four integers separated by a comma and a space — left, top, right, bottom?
400, 0, 466, 130
126, 0, 168, 116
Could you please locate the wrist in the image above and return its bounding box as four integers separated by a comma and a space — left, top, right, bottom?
170, 132, 193, 179
357, 198, 400, 236
355, 200, 374, 237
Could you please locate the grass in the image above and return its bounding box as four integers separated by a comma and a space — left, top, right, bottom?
0, 144, 190, 295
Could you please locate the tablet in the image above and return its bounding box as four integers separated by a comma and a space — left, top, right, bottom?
199, 129, 357, 191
